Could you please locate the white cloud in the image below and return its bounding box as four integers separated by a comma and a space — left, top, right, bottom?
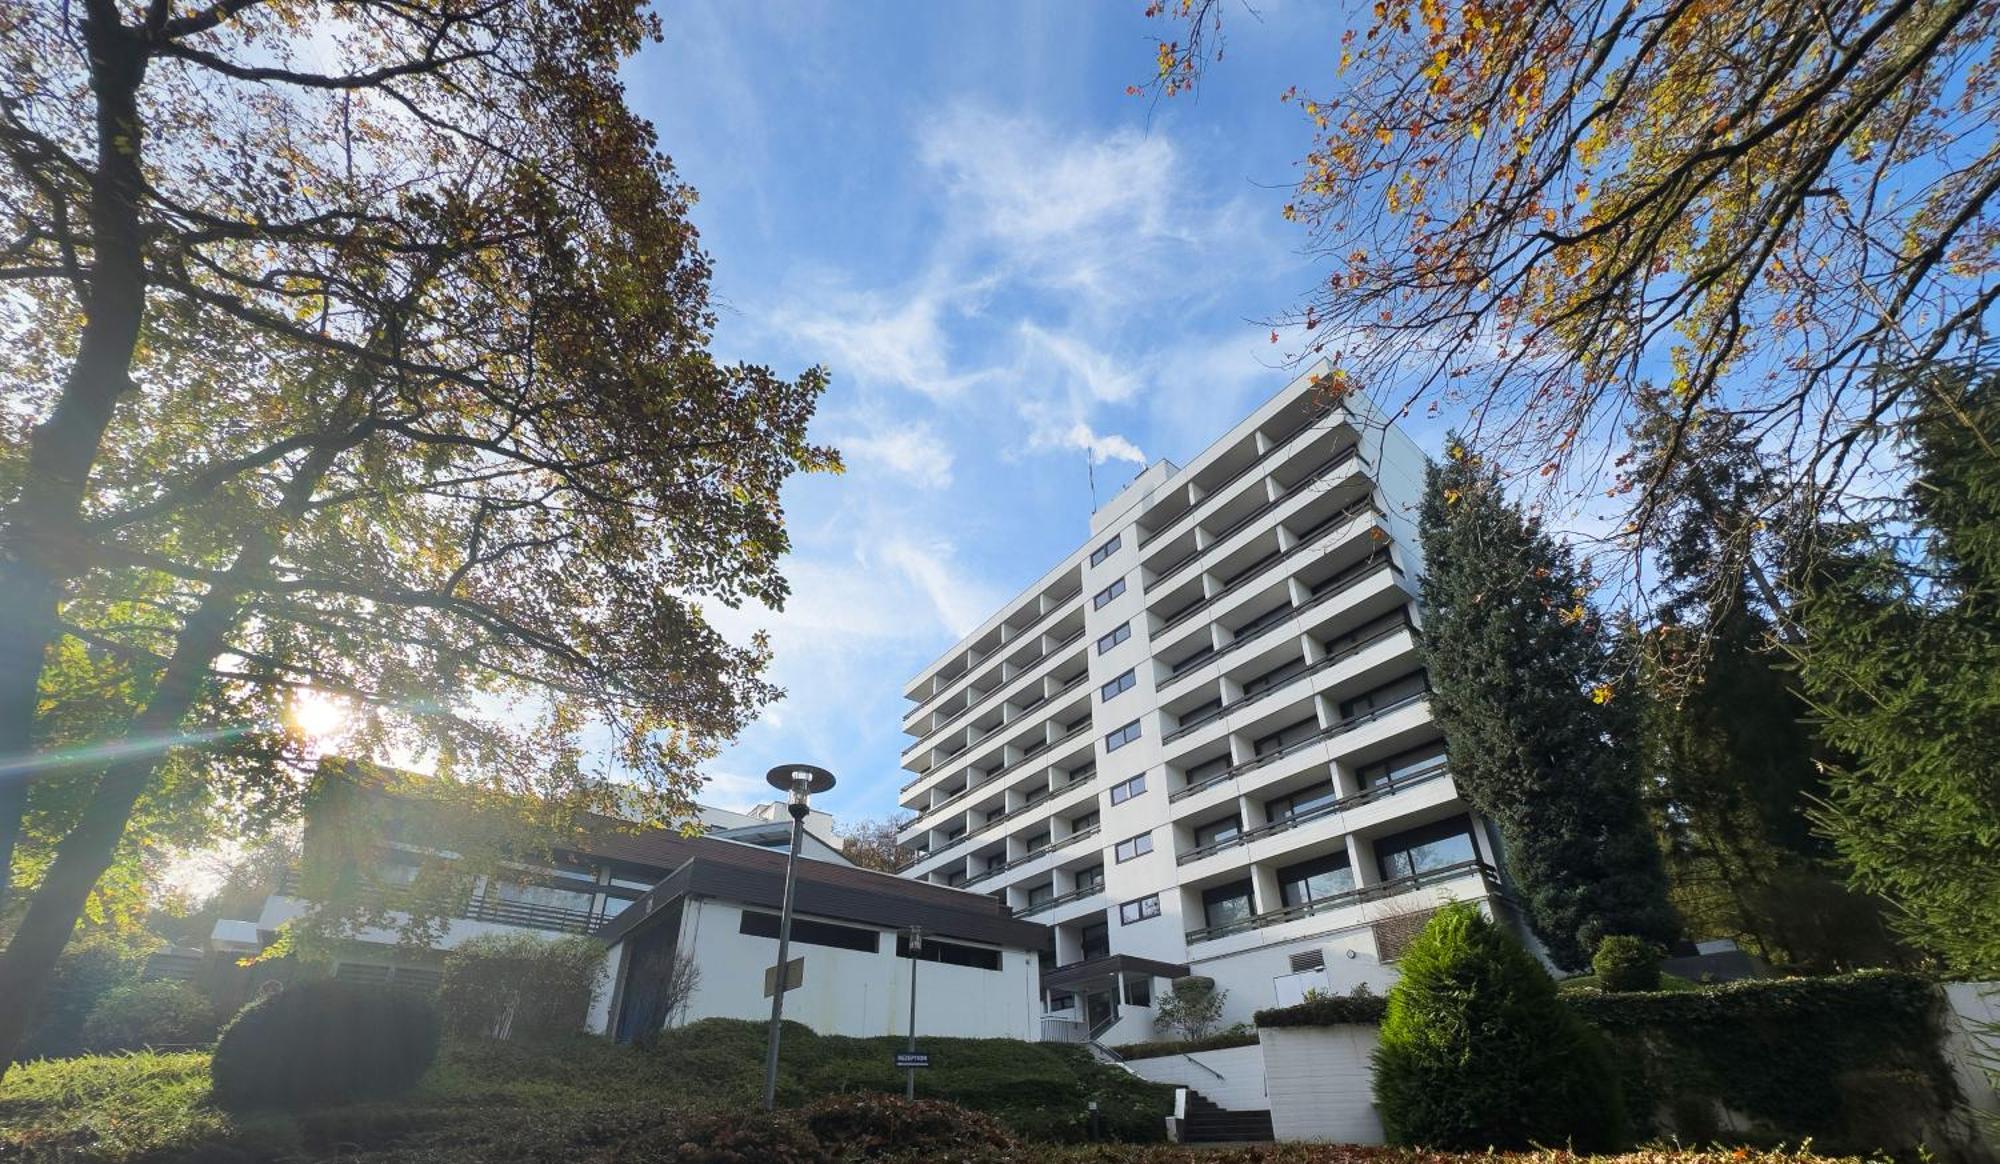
781, 286, 971, 399
838, 421, 954, 487
1031, 420, 1147, 467
1017, 321, 1139, 404
879, 537, 1008, 638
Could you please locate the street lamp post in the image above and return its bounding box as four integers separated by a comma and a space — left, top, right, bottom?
761, 762, 835, 1112
903, 925, 923, 1100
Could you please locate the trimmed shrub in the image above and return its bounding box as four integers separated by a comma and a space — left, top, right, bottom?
1255, 992, 1390, 1029
210, 979, 441, 1109
1111, 1030, 1260, 1060
1373, 903, 1623, 1150
81, 981, 215, 1051
1592, 934, 1663, 992
1152, 975, 1227, 1039
803, 1093, 1017, 1159
438, 933, 605, 1042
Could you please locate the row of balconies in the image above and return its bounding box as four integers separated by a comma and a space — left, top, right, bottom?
1134, 395, 1344, 555
902, 636, 1089, 766
902, 573, 1084, 728
1143, 440, 1360, 591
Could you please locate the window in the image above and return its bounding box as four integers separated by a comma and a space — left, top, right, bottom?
1073, 865, 1104, 893
1100, 669, 1136, 702
1253, 716, 1321, 757
739, 910, 880, 953
1339, 671, 1429, 722
985, 853, 1005, 871
1104, 720, 1142, 752
1169, 643, 1215, 675
1277, 852, 1356, 908
897, 933, 1003, 971
1232, 603, 1292, 641
1089, 534, 1122, 567
1177, 697, 1222, 732
1108, 773, 1146, 805
1266, 782, 1340, 824
1356, 741, 1448, 788
946, 826, 966, 842
1182, 753, 1231, 787
1375, 817, 1479, 882
1092, 577, 1127, 610
1080, 921, 1111, 960
1027, 882, 1055, 907
1025, 830, 1051, 852
1124, 976, 1153, 1006
945, 870, 967, 887
1241, 657, 1308, 698
489, 879, 595, 914
1066, 763, 1095, 786
1114, 832, 1153, 862
1119, 894, 1161, 924
1201, 880, 1256, 930
1069, 810, 1099, 835
1096, 623, 1130, 654
1049, 992, 1075, 1011
1322, 608, 1411, 658
1193, 815, 1242, 850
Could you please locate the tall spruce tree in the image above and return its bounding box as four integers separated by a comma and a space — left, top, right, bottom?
1626, 401, 1897, 969
1796, 363, 2000, 977
1417, 444, 1675, 968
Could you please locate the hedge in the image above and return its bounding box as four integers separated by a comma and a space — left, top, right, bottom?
1110, 1031, 1260, 1061
1252, 969, 1967, 1156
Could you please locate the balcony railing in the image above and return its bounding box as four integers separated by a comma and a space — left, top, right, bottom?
1167, 690, 1431, 802
902, 590, 1083, 730
1138, 412, 1335, 549
1017, 881, 1107, 917
908, 719, 1097, 839
1156, 554, 1396, 695
1147, 446, 1361, 590
902, 632, 1087, 760
1184, 859, 1498, 944
1173, 761, 1450, 866
1153, 501, 1381, 638
275, 871, 614, 936
962, 824, 1101, 888
1161, 621, 1415, 746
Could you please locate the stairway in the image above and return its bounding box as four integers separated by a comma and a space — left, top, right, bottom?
1180, 1087, 1275, 1144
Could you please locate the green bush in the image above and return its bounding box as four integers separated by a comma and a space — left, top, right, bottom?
81, 981, 216, 1052
210, 979, 440, 1109
1110, 1030, 1261, 1060
1373, 903, 1623, 1150
14, 933, 149, 1061
1254, 992, 1390, 1028
438, 933, 603, 1042
1592, 935, 1663, 992
802, 1093, 1017, 1158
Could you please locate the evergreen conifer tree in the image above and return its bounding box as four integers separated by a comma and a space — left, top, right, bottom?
1417, 444, 1675, 967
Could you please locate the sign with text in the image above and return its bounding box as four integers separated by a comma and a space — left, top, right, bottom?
893, 1052, 931, 1070
762, 957, 804, 998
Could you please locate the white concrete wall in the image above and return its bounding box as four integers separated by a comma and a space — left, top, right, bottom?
659, 899, 1040, 1041
585, 941, 623, 1034
1124, 1043, 1269, 1111
1942, 981, 2000, 1140
1259, 1024, 1385, 1144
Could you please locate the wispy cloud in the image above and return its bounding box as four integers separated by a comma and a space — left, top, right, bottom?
837, 420, 955, 487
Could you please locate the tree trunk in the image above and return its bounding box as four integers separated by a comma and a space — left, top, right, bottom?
0, 9, 152, 914
0, 440, 339, 1076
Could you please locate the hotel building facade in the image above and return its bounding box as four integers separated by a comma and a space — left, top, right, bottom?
894, 367, 1517, 1044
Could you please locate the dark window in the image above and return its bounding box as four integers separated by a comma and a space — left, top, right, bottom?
1105, 720, 1142, 751
945, 870, 967, 887
1177, 697, 1222, 732
1194, 815, 1242, 849
1309, 549, 1386, 597
1070, 810, 1099, 834
1277, 852, 1356, 908
1221, 549, 1281, 588
1321, 608, 1410, 658
1170, 643, 1216, 675
1375, 817, 1479, 882
1289, 949, 1327, 973
1101, 670, 1136, 701
1074, 865, 1105, 893
1067, 763, 1096, 785
1254, 716, 1321, 756
1119, 894, 1161, 924
1124, 976, 1153, 1006
1339, 671, 1429, 722
1201, 881, 1256, 930
1233, 603, 1292, 640
1025, 830, 1051, 852
739, 910, 880, 953
1109, 774, 1147, 805
1027, 883, 1054, 906
1241, 657, 1308, 698
1092, 577, 1127, 610
1182, 754, 1231, 786
1097, 623, 1131, 654
1089, 535, 1122, 567
1049, 991, 1075, 1010
1356, 741, 1448, 787
985, 853, 1005, 871
1080, 921, 1111, 960
897, 933, 1002, 971
1266, 781, 1340, 823
1114, 832, 1153, 862
946, 826, 966, 842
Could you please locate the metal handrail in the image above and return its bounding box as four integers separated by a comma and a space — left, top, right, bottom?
1155, 555, 1396, 695
276, 871, 614, 936
1147, 446, 1361, 590
1166, 690, 1431, 802
902, 591, 1083, 730
1173, 762, 1450, 866
1018, 881, 1106, 917
962, 824, 1102, 887
1138, 413, 1333, 549
1184, 859, 1497, 944
1161, 621, 1415, 745
1153, 502, 1381, 638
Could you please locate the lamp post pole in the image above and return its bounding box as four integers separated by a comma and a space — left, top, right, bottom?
760, 763, 835, 1113
904, 925, 923, 1100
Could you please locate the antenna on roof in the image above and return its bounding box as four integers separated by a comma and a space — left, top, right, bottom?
1087, 454, 1097, 510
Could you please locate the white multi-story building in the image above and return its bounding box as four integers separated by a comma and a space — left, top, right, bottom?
895, 367, 1515, 1044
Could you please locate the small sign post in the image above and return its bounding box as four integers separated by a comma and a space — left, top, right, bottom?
893, 1051, 931, 1071
762, 956, 804, 998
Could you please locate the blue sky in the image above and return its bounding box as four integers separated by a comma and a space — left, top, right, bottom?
626, 2, 1372, 823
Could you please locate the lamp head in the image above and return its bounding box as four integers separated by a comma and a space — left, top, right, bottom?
766, 763, 836, 810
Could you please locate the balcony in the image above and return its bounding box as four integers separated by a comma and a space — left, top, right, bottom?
1184, 859, 1498, 944
275, 870, 615, 936
961, 824, 1102, 888
1017, 882, 1107, 918
902, 631, 1087, 761
1153, 501, 1381, 639
1167, 690, 1431, 801
1172, 760, 1448, 867
902, 589, 1082, 730
1138, 412, 1336, 550
1148, 446, 1360, 591
1156, 554, 1397, 695
1161, 621, 1416, 746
